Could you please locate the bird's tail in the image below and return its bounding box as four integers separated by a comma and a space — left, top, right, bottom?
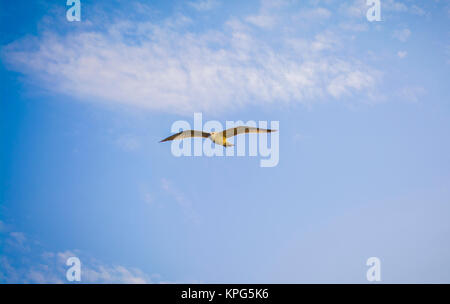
223, 141, 234, 147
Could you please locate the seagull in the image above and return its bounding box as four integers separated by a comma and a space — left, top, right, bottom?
160, 126, 277, 147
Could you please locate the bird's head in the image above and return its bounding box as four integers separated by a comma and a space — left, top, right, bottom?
210, 132, 216, 137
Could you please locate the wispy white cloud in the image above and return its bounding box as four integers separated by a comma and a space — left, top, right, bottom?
306, 7, 332, 19
397, 85, 426, 103
188, 0, 220, 11
0, 229, 159, 283
393, 28, 411, 42
338, 21, 369, 32
385, 1, 429, 16
410, 4, 426, 16
327, 69, 377, 99
2, 1, 382, 115
115, 135, 141, 151
76, 256, 155, 284
340, 0, 367, 18
383, 0, 408, 13
161, 178, 200, 224
6, 231, 29, 251
291, 7, 332, 28
245, 14, 276, 28
244, 0, 292, 29
397, 50, 407, 59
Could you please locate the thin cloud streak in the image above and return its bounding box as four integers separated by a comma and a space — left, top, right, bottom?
0, 230, 159, 284
2, 2, 381, 115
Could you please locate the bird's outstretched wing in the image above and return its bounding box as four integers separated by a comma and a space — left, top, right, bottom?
160, 130, 210, 142
219, 126, 276, 138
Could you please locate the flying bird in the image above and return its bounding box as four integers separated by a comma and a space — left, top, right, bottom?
160, 126, 276, 147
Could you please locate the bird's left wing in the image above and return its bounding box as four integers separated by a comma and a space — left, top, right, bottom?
219, 126, 276, 138
160, 130, 210, 142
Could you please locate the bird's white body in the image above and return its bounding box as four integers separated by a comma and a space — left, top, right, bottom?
209, 132, 233, 147
160, 126, 276, 147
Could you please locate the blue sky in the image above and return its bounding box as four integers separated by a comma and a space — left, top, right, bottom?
1, 0, 450, 283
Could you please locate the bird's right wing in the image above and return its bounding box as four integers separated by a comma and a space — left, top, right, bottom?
220, 126, 276, 138
160, 130, 210, 142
